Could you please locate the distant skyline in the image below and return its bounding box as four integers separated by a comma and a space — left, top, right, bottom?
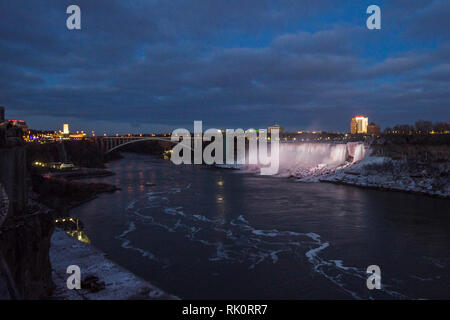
1, 0, 449, 134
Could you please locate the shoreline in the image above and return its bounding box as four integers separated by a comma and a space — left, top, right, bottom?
46, 167, 115, 180
317, 156, 450, 199
35, 163, 178, 300
319, 178, 450, 199
216, 157, 449, 199
50, 229, 178, 300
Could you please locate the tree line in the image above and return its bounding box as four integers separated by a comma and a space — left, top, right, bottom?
384, 120, 450, 135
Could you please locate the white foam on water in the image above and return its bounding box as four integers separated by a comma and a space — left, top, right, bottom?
169, 187, 181, 194
118, 187, 410, 299
117, 221, 136, 238
164, 207, 185, 216
209, 242, 230, 262
125, 200, 137, 211
193, 214, 213, 222
115, 221, 169, 266
305, 241, 329, 261
146, 190, 166, 202
330, 260, 357, 271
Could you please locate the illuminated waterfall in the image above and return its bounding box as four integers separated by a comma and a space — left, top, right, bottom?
242, 142, 366, 178
352, 143, 366, 162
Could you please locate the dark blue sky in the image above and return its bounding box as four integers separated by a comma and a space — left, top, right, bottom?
1, 0, 448, 134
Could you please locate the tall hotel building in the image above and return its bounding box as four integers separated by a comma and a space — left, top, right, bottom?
350, 116, 368, 134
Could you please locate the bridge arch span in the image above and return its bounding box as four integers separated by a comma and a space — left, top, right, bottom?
103, 137, 175, 154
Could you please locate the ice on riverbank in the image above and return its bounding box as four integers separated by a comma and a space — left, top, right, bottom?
50, 229, 178, 300
320, 156, 450, 198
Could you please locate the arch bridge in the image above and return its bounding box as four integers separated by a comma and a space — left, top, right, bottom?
94, 136, 176, 154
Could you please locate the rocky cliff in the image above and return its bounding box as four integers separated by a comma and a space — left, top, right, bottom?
0, 123, 54, 299
26, 140, 107, 169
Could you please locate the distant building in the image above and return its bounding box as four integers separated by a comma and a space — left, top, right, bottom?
8, 120, 28, 133
367, 122, 381, 136
350, 116, 368, 134
63, 124, 70, 135
268, 124, 284, 134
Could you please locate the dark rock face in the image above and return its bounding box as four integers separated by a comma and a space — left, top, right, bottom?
0, 208, 55, 299
0, 143, 55, 299
26, 140, 107, 169
0, 184, 12, 300
62, 141, 106, 168
32, 174, 119, 210
0, 184, 7, 226
0, 146, 27, 217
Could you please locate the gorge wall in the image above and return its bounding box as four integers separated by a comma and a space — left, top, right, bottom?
0, 121, 54, 299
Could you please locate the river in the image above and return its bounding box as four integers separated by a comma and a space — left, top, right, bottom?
71, 153, 450, 299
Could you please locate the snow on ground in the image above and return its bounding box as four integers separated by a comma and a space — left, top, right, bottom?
320, 156, 450, 198
50, 229, 178, 300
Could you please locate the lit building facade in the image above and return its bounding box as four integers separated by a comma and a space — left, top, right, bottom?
350, 116, 368, 134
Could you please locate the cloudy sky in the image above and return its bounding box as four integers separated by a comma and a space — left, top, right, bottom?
0, 0, 448, 134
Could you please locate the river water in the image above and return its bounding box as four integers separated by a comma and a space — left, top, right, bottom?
71, 153, 450, 299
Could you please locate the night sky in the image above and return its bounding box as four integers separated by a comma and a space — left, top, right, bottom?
0, 0, 448, 134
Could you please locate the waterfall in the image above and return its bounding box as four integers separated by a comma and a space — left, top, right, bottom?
352, 143, 366, 162
242, 142, 366, 178
275, 143, 348, 177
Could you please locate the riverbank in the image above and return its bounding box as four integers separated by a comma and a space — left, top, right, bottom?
319, 156, 450, 199
31, 173, 120, 210
50, 229, 177, 300
47, 167, 115, 180
40, 164, 178, 299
